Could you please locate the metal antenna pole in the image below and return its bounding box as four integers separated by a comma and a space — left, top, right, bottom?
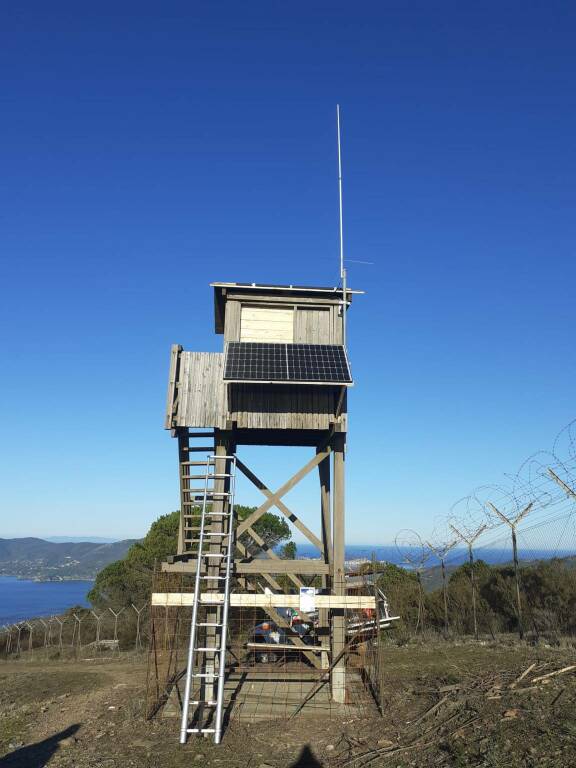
337, 104, 344, 281
337, 104, 347, 348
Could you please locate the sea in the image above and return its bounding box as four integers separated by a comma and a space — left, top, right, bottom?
0, 576, 92, 625
0, 545, 571, 625
296, 544, 574, 568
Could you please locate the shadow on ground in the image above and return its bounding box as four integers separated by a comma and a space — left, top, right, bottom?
0, 724, 80, 767
289, 745, 324, 768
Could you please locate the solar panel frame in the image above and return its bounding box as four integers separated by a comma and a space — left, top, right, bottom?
224, 342, 353, 385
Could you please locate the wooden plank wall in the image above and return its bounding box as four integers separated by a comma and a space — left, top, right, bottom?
224, 301, 241, 342
228, 384, 340, 430
224, 297, 342, 345
172, 352, 228, 429
240, 306, 294, 342
294, 307, 332, 343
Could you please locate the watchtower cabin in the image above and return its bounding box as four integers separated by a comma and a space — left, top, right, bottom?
156, 281, 378, 744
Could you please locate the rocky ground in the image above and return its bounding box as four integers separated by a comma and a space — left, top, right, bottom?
1, 641, 576, 767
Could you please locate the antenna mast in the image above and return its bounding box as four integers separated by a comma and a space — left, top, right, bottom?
337, 104, 347, 346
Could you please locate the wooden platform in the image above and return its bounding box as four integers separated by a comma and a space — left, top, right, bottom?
163, 669, 376, 722
151, 592, 376, 609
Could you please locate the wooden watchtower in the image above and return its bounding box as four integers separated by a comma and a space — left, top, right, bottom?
162, 281, 363, 707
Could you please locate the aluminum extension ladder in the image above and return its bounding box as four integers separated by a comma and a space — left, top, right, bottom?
179, 454, 237, 745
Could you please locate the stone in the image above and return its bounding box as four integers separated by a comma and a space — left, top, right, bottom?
377, 739, 395, 748
58, 737, 77, 747
325, 744, 335, 752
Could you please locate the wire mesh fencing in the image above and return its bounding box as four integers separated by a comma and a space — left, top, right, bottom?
145, 569, 383, 727
0, 603, 149, 662
389, 419, 576, 644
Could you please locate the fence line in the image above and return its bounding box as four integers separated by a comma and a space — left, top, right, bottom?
0, 604, 149, 660
389, 418, 576, 641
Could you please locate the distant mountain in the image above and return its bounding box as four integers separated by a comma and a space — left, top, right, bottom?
44, 536, 121, 544
0, 537, 138, 581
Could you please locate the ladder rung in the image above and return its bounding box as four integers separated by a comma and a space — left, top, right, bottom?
199, 576, 226, 580
198, 622, 223, 627
202, 553, 226, 558
182, 490, 231, 496
195, 647, 221, 652
187, 728, 216, 734
180, 461, 211, 466
216, 455, 237, 459
189, 700, 217, 706
184, 474, 232, 479
193, 673, 220, 678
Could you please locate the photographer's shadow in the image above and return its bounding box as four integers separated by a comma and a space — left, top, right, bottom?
0, 724, 80, 767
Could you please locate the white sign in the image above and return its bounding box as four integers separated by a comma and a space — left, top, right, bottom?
299, 587, 316, 613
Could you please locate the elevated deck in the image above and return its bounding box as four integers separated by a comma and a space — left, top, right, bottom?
165, 346, 347, 432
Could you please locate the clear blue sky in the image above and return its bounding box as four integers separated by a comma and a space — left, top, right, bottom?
1, 2, 575, 543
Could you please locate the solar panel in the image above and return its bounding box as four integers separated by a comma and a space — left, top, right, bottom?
224, 342, 288, 381
224, 343, 352, 385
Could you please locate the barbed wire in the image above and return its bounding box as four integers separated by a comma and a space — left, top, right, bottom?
409, 417, 576, 571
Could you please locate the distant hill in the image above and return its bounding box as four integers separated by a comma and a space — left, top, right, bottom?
0, 537, 138, 581
45, 536, 121, 544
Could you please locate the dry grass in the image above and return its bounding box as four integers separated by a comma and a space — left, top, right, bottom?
0, 640, 575, 766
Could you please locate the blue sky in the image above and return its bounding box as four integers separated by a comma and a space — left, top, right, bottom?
1, 2, 575, 543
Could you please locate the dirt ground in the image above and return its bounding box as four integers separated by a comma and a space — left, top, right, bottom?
1, 641, 576, 767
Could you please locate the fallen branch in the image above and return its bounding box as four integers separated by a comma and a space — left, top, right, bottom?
412, 694, 451, 725
531, 665, 576, 684
509, 662, 537, 689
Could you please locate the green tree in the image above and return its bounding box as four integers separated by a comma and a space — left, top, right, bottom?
88, 511, 180, 608
236, 504, 291, 555
88, 506, 293, 608
280, 541, 297, 559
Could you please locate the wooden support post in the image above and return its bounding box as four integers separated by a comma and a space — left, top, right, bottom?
318, 447, 332, 669
177, 430, 190, 555
331, 435, 346, 703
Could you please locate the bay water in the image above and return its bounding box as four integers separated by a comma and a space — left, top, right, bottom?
0, 576, 92, 624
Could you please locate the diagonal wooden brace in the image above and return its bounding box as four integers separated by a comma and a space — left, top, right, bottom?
236, 448, 331, 539
236, 528, 304, 591
235, 537, 284, 592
